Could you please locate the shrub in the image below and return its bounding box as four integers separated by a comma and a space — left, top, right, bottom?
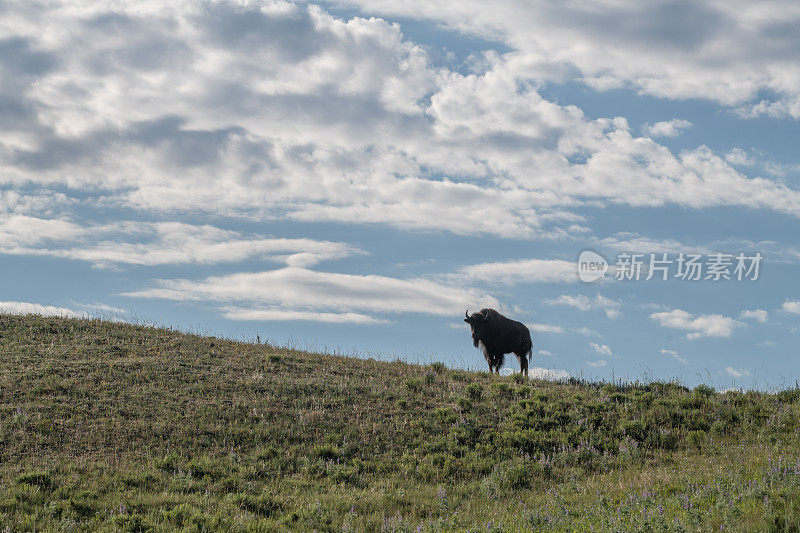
113, 513, 151, 532
326, 463, 358, 485
466, 383, 484, 400
235, 491, 283, 515
694, 384, 716, 397
686, 430, 706, 450
610, 392, 629, 404
450, 371, 470, 382
619, 420, 647, 442
776, 388, 800, 404
434, 407, 457, 425
404, 378, 422, 392
490, 382, 514, 399
481, 459, 537, 496
312, 445, 338, 461
430, 362, 446, 373
16, 471, 53, 490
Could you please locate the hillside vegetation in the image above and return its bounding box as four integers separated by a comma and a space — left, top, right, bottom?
1, 315, 800, 531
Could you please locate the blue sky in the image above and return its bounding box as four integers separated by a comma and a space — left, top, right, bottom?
2, 0, 800, 389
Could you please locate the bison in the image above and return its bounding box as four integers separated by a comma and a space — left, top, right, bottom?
464, 308, 532, 376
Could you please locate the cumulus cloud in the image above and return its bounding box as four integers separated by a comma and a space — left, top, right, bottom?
739, 309, 768, 323
650, 308, 744, 339
725, 148, 757, 167
726, 366, 750, 378
641, 119, 692, 138
0, 0, 798, 245
782, 300, 800, 314
590, 343, 613, 356
547, 294, 621, 318
123, 267, 499, 321
337, 0, 800, 118
0, 1, 562, 238
587, 359, 607, 368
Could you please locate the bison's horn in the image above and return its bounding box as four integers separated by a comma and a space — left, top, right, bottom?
465, 310, 469, 319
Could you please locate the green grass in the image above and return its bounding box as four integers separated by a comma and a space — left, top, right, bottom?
1, 314, 799, 531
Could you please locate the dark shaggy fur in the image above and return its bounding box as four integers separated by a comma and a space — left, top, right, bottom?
464, 308, 532, 376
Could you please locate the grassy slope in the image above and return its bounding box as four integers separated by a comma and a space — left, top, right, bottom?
1, 315, 800, 532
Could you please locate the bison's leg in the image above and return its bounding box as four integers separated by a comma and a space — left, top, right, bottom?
487, 352, 499, 373
495, 353, 505, 375
516, 351, 529, 377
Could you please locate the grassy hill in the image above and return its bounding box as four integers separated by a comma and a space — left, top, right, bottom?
1, 315, 799, 531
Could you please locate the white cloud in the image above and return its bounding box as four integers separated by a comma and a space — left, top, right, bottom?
782, 300, 800, 314
587, 359, 607, 368
123, 267, 499, 318
338, 1, 800, 118
0, 301, 81, 318
726, 366, 751, 378
725, 148, 757, 167
723, 149, 800, 178
0, 216, 360, 268
537, 349, 555, 356
590, 342, 613, 356
650, 308, 744, 339
76, 302, 127, 315
547, 294, 621, 318
0, 0, 798, 244
528, 323, 565, 334
641, 119, 692, 138
455, 258, 577, 284
594, 232, 713, 256
594, 233, 800, 268
739, 309, 768, 323
549, 295, 593, 311
222, 307, 388, 324
660, 348, 688, 365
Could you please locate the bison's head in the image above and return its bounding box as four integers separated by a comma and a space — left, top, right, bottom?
464, 310, 489, 348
